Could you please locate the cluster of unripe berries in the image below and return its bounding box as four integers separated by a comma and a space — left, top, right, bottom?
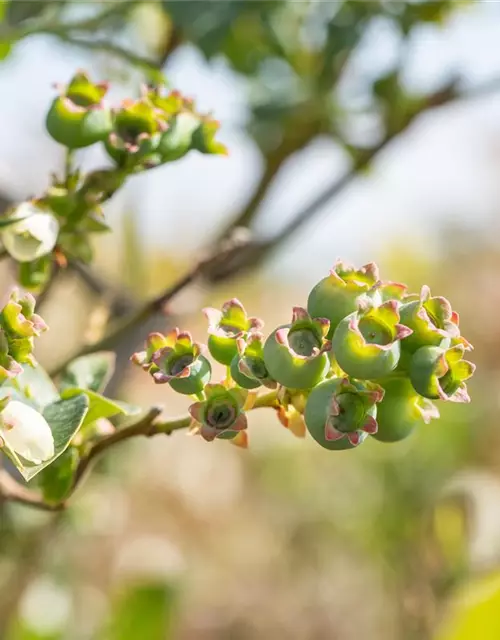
133, 261, 475, 450
46, 71, 226, 170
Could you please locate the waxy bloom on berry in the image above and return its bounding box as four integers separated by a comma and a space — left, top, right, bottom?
333, 300, 412, 380
46, 71, 112, 149
131, 329, 211, 395
264, 307, 331, 389
307, 260, 380, 338
2, 202, 59, 263
373, 377, 440, 442
204, 299, 263, 366
0, 400, 54, 464
189, 384, 248, 442
305, 377, 383, 450
410, 344, 475, 403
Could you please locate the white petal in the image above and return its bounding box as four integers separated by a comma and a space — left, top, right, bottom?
0, 400, 54, 464
2, 206, 59, 262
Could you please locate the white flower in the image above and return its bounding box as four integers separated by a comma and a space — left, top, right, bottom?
0, 400, 54, 464
2, 203, 59, 262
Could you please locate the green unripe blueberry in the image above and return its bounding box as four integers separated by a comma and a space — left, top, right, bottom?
372, 377, 439, 443
168, 355, 212, 395
332, 302, 411, 380
264, 325, 330, 389
230, 355, 261, 390
307, 261, 380, 338
409, 345, 475, 402
204, 299, 263, 366
46, 72, 112, 149
304, 378, 382, 450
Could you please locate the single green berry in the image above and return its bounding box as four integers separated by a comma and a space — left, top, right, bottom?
191, 118, 228, 155
373, 377, 440, 442
230, 332, 276, 390
158, 111, 201, 162
307, 260, 380, 338
399, 285, 471, 354
46, 72, 112, 149
304, 377, 384, 450
105, 98, 164, 169
189, 383, 247, 442
230, 355, 261, 389
332, 300, 412, 379
131, 328, 211, 395
204, 299, 263, 366
263, 307, 331, 389
410, 344, 475, 402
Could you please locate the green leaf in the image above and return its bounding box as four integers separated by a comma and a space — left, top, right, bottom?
60, 387, 137, 427
103, 581, 180, 640
60, 351, 116, 394
8, 394, 89, 481
18, 256, 52, 292
13, 363, 59, 409
38, 446, 78, 504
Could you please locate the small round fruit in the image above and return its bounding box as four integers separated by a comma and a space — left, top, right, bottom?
230, 355, 261, 390
264, 326, 329, 390
168, 355, 211, 395
304, 378, 369, 450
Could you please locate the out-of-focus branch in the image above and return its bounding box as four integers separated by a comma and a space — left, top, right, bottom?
0, 470, 63, 512
0, 390, 279, 512
49, 229, 252, 376
68, 260, 136, 318
205, 76, 500, 281
64, 388, 278, 504
54, 34, 162, 79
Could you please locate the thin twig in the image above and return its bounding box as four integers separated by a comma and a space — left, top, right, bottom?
206, 77, 500, 281
70, 405, 165, 493
68, 260, 136, 317
50, 229, 252, 376
0, 470, 63, 512
55, 34, 163, 79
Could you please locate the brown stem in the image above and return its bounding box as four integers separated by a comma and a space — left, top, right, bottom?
0, 470, 63, 512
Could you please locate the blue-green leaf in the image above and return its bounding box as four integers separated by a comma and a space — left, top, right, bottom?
13, 394, 89, 481
61, 387, 138, 427
60, 351, 116, 394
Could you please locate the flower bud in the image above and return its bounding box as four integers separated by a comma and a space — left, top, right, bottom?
307, 260, 380, 338
2, 202, 59, 262
230, 332, 276, 390
263, 307, 331, 389
304, 377, 384, 450
373, 377, 440, 442
189, 384, 248, 442
46, 71, 112, 149
410, 344, 475, 403
204, 299, 263, 366
0, 400, 54, 464
332, 300, 412, 379
131, 329, 211, 396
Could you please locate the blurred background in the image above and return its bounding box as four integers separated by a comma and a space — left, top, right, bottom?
1, 1, 500, 638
